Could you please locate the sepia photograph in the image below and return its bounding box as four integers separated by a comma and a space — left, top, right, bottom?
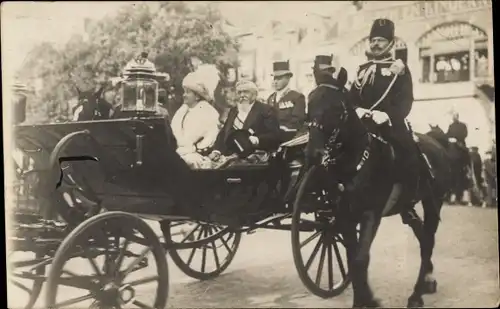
2, 1, 497, 308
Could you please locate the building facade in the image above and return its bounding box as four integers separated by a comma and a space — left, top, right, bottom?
233, 0, 494, 154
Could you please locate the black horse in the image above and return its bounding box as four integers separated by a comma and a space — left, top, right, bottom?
72, 85, 113, 121
426, 124, 470, 204
305, 82, 451, 307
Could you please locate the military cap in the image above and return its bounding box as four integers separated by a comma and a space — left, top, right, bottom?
369, 18, 395, 42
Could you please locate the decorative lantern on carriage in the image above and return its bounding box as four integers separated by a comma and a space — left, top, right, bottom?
120, 52, 166, 116
12, 81, 29, 125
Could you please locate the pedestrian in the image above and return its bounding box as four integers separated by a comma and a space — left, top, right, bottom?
484, 148, 497, 207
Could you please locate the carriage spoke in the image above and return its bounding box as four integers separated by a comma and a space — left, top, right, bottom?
332, 240, 347, 280
54, 293, 94, 308
132, 299, 154, 309
180, 224, 201, 243
305, 234, 323, 271
114, 238, 130, 274
327, 243, 334, 290
209, 227, 221, 269
300, 231, 322, 248
200, 228, 208, 273
123, 275, 159, 287
10, 279, 31, 293
62, 269, 79, 277
315, 242, 327, 286
186, 226, 205, 266
122, 246, 151, 278
86, 256, 103, 277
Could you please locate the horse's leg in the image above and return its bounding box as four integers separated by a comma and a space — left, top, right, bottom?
406, 196, 441, 308
351, 210, 383, 308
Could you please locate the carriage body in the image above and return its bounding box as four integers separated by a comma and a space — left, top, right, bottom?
12, 115, 305, 227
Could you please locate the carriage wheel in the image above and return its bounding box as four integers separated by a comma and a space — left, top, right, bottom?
162, 220, 241, 280
8, 251, 47, 309
291, 166, 351, 298
45, 211, 169, 309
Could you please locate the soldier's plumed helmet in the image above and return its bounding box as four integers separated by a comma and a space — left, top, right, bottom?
369, 18, 395, 42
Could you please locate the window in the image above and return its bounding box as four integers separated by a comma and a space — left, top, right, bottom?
475, 48, 489, 78
434, 51, 469, 83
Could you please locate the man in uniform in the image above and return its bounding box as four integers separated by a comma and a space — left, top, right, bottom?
349, 18, 421, 197
266, 60, 306, 141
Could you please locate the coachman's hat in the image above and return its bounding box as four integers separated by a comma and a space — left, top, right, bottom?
369, 18, 395, 42
313, 55, 335, 71
271, 60, 293, 77
226, 129, 255, 158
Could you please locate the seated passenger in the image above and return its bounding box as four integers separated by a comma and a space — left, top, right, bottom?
171, 72, 220, 169
209, 80, 281, 163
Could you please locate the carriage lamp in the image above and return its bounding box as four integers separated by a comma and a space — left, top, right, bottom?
12, 82, 29, 125
121, 52, 166, 116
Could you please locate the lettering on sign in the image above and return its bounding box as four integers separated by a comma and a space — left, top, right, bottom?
342, 0, 492, 33
417, 22, 488, 47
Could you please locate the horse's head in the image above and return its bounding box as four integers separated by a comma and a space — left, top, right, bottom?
426, 124, 448, 148
73, 85, 107, 121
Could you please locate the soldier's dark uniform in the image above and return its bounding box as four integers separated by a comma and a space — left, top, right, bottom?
348, 18, 418, 185
267, 61, 306, 142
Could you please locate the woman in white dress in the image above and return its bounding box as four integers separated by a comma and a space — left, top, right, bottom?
171, 72, 220, 169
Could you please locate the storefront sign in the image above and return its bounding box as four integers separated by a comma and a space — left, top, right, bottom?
343, 0, 492, 33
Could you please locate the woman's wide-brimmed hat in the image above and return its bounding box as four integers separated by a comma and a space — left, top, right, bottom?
182, 72, 212, 102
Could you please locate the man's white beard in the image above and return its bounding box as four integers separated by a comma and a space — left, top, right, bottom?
238, 99, 254, 112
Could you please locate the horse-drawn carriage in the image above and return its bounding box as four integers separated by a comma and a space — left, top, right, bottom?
7, 56, 353, 308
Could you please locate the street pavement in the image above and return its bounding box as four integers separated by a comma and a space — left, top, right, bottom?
7, 204, 499, 308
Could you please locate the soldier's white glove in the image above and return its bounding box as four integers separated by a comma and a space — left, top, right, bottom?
371, 111, 391, 125
249, 136, 260, 146
355, 108, 371, 119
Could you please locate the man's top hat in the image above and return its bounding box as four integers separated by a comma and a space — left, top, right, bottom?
369, 18, 395, 42
271, 60, 293, 77
313, 55, 335, 71
226, 129, 255, 158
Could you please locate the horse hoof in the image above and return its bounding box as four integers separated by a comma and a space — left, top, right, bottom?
407, 296, 424, 308
422, 279, 437, 294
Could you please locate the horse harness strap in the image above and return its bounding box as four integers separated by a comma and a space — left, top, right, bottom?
306, 83, 347, 135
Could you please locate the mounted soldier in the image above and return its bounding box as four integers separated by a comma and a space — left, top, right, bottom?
348, 18, 431, 200
266, 60, 306, 142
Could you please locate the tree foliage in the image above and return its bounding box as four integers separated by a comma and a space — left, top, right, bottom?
18, 2, 239, 123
